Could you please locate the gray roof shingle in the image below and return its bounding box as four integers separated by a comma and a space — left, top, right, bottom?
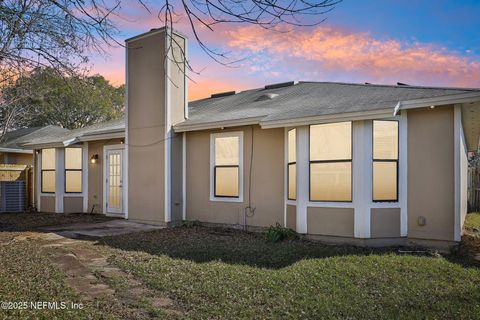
175, 81, 479, 130
0, 126, 69, 150
21, 118, 125, 147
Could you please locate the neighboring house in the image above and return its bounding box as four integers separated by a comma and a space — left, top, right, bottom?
22, 28, 480, 249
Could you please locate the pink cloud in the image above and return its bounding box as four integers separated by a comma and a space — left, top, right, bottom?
225, 25, 480, 87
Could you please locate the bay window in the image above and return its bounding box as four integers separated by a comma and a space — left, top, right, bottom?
41, 148, 56, 193
65, 147, 83, 193
309, 122, 352, 202
373, 120, 398, 201
287, 129, 296, 200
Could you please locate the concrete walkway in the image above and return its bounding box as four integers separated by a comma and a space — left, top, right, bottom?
40, 219, 164, 238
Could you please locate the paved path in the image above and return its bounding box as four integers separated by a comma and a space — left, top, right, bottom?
11, 221, 182, 318
40, 219, 164, 238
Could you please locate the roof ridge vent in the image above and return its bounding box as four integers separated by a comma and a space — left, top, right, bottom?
210, 91, 236, 98
264, 81, 298, 90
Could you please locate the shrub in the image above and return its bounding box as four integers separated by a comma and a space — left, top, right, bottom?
265, 223, 297, 243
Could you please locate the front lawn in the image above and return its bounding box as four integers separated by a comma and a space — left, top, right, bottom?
1, 213, 480, 319
99, 226, 480, 319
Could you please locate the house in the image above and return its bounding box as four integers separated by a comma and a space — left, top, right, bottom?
22, 28, 480, 248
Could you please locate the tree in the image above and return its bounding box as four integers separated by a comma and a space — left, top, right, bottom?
0, 0, 339, 132
1, 67, 124, 131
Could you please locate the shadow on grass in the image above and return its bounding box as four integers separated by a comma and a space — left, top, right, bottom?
96, 225, 464, 269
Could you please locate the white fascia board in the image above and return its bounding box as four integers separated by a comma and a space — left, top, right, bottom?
0, 148, 33, 154
260, 109, 393, 129
22, 142, 65, 149
174, 117, 263, 132
394, 92, 480, 115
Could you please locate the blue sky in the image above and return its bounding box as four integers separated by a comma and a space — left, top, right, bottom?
90, 0, 480, 100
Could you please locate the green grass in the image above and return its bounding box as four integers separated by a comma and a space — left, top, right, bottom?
98, 226, 480, 320
0, 233, 108, 319
465, 212, 480, 232
1, 213, 480, 319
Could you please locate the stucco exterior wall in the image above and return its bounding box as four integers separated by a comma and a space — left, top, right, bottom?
64, 197, 83, 213
40, 195, 55, 213
407, 106, 455, 241
127, 31, 167, 224
286, 204, 296, 230
170, 33, 186, 126
186, 125, 284, 228
307, 207, 355, 237
88, 139, 123, 214
370, 208, 401, 238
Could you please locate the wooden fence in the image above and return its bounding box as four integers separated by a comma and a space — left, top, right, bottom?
469, 167, 480, 212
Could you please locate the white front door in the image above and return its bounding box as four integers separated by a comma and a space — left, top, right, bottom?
106, 149, 124, 215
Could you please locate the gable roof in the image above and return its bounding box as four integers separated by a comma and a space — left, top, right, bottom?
174, 81, 480, 131
0, 126, 69, 152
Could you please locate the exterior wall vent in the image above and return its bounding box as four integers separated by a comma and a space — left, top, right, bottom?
264, 81, 298, 90
211, 91, 236, 98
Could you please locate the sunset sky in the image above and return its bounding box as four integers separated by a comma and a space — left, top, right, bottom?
89, 0, 480, 101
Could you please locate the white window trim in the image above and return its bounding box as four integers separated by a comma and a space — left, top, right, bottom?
210, 131, 244, 203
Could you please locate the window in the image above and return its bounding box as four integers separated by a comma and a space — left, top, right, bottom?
373, 120, 398, 201
287, 129, 296, 200
212, 133, 242, 198
65, 147, 83, 193
309, 122, 352, 202
41, 148, 56, 193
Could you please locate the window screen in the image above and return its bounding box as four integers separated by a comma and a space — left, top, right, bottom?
41, 148, 56, 193
310, 122, 352, 201
373, 120, 398, 201
214, 136, 240, 197
288, 129, 296, 200
65, 148, 82, 193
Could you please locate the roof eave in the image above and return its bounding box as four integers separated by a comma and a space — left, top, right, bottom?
174, 117, 264, 132
260, 108, 394, 129
394, 91, 480, 115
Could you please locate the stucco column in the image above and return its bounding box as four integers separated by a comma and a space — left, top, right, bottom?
353, 120, 371, 238
296, 126, 309, 234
